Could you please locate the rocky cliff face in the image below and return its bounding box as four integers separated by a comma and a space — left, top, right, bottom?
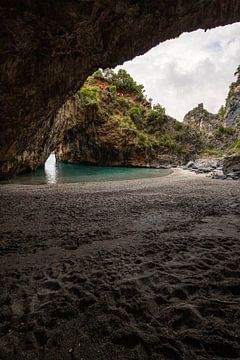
55, 100, 158, 167
183, 101, 239, 153
183, 103, 220, 134
1, 1, 240, 178
224, 71, 240, 128
183, 67, 240, 177
0, 111, 68, 179
55, 72, 202, 167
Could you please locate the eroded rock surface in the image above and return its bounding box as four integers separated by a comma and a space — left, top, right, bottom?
223, 155, 240, 175
1, 1, 240, 178
183, 103, 220, 134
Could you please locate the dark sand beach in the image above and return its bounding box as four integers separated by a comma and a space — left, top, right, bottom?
0, 169, 240, 359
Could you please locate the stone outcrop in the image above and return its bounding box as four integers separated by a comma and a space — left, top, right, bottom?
183, 103, 220, 134
1, 1, 240, 178
224, 71, 240, 128
182, 68, 240, 179
223, 155, 240, 175
183, 101, 239, 152
0, 109, 69, 179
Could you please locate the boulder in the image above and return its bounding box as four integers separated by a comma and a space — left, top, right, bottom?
223, 155, 240, 175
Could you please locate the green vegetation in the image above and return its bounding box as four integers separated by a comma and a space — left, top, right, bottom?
109, 85, 117, 94
215, 125, 235, 137
92, 68, 145, 100
217, 105, 226, 120
200, 148, 225, 157
129, 106, 143, 128
115, 96, 131, 109
137, 132, 154, 147
145, 105, 166, 132
158, 134, 177, 150
227, 139, 240, 155
78, 85, 99, 105
60, 64, 240, 169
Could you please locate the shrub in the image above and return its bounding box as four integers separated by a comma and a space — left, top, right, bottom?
228, 139, 240, 154
175, 130, 187, 141
174, 122, 184, 131
78, 86, 99, 105
115, 96, 130, 109
201, 148, 225, 157
153, 104, 166, 116
111, 69, 145, 99
158, 134, 177, 150
92, 69, 104, 80
109, 85, 117, 94
217, 105, 226, 120
215, 125, 235, 137
145, 105, 166, 132
129, 106, 142, 128
137, 132, 153, 147
111, 114, 136, 130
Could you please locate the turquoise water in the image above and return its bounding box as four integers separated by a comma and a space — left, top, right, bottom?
9, 154, 172, 185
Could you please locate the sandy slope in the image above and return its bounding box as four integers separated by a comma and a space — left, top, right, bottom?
0, 170, 240, 359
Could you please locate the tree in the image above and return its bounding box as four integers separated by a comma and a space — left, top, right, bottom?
153, 103, 166, 116
102, 68, 114, 80
92, 69, 104, 79
111, 69, 145, 99
145, 104, 166, 132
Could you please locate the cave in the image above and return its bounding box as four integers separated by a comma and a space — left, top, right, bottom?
1, 2, 240, 359
1, 0, 240, 178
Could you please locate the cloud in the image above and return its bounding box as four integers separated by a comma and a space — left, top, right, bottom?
116, 23, 240, 120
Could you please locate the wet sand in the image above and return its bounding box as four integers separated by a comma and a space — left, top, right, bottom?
0, 169, 240, 359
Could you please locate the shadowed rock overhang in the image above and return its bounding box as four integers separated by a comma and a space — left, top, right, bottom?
1, 0, 240, 178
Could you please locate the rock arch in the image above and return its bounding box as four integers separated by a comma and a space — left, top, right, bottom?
0, 0, 240, 178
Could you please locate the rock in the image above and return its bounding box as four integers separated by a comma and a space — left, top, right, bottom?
55, 74, 200, 167
183, 103, 220, 136
183, 72, 240, 154
209, 169, 226, 180
158, 165, 172, 169
185, 161, 194, 168
223, 155, 240, 175
224, 71, 240, 128
194, 157, 220, 169
226, 172, 240, 179
196, 167, 213, 173
182, 156, 227, 177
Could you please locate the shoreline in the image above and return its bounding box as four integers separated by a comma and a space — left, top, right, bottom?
0, 167, 203, 192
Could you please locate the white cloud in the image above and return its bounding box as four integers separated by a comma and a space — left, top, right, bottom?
116, 23, 240, 121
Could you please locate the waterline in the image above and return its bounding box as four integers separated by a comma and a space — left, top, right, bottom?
9, 154, 173, 185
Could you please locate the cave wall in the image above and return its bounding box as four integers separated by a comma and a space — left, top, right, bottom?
1, 0, 240, 178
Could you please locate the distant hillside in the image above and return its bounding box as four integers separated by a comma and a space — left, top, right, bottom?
56, 69, 202, 167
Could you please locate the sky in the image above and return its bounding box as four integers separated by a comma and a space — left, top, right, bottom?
116, 22, 240, 121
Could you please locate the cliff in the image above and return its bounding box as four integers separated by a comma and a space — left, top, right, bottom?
224, 67, 240, 128
55, 70, 202, 167
183, 103, 220, 135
